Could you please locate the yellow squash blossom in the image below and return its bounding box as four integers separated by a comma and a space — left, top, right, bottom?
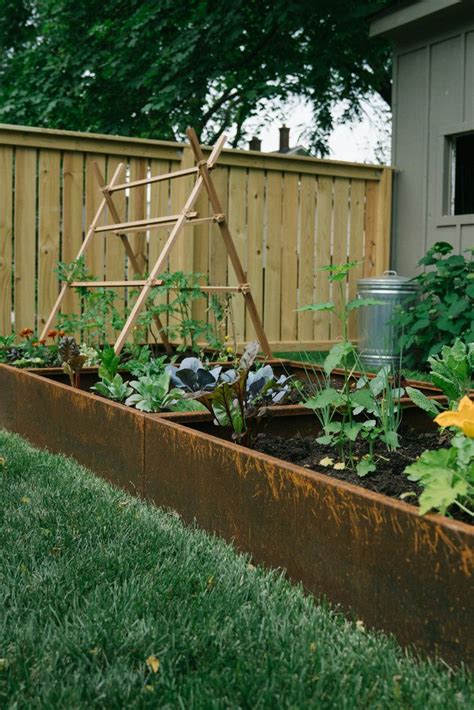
434, 396, 474, 438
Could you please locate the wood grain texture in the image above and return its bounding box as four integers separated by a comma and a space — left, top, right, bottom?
264, 171, 283, 342
227, 167, 247, 342
0, 147, 13, 334
85, 154, 106, 279
280, 173, 299, 342
38, 150, 61, 331
14, 148, 37, 331
62, 152, 84, 320
348, 180, 366, 339
297, 175, 316, 340
314, 177, 333, 343
331, 178, 350, 341
246, 169, 265, 339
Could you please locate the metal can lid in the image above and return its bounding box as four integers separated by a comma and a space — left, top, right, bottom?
357, 270, 420, 290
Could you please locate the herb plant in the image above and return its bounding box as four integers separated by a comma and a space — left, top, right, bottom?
393, 242, 474, 369
299, 261, 399, 474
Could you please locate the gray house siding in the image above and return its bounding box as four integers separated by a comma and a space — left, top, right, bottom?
373, 2, 474, 275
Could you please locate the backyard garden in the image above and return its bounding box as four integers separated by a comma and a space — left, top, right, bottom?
0, 1, 473, 705
1, 230, 473, 693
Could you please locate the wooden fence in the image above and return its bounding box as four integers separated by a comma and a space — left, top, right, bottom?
0, 124, 392, 351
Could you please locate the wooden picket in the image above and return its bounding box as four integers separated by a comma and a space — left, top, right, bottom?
0, 123, 392, 350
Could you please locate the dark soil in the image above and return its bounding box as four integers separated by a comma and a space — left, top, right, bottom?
253, 429, 471, 525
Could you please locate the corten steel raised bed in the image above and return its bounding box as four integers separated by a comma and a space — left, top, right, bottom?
0, 363, 472, 667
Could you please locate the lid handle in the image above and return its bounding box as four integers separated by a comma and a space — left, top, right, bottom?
383, 270, 397, 276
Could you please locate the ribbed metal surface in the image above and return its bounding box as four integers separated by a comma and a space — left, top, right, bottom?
357, 271, 420, 368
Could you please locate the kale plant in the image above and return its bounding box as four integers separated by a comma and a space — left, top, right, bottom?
193, 342, 291, 445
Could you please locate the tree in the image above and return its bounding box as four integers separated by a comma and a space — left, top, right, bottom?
0, 0, 391, 154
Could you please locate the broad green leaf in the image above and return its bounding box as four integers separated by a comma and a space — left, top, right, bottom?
356, 458, 377, 477
349, 388, 376, 413
296, 302, 334, 313
346, 297, 384, 311
405, 387, 440, 417
304, 387, 344, 409
324, 342, 353, 375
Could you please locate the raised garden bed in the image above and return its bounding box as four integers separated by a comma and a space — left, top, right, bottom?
0, 362, 472, 667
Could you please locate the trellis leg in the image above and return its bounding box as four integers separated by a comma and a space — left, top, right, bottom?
93, 163, 172, 354
113, 135, 227, 355
39, 161, 125, 341
186, 128, 272, 358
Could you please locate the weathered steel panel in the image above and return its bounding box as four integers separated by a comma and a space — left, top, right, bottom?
144, 416, 473, 667
1, 365, 145, 495
1, 363, 472, 666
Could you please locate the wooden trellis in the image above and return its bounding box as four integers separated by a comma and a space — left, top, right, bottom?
40, 128, 272, 356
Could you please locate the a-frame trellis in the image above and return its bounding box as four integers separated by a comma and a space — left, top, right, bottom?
40, 128, 272, 357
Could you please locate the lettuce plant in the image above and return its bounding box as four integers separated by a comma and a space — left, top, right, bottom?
125, 372, 204, 413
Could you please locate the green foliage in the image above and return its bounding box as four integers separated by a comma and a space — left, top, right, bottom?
405, 434, 474, 517
406, 338, 473, 416
0, 1, 391, 154
394, 243, 474, 370
428, 339, 473, 404
195, 342, 290, 444
0, 334, 15, 362
124, 372, 204, 413
93, 374, 132, 403
299, 261, 401, 473
56, 260, 229, 352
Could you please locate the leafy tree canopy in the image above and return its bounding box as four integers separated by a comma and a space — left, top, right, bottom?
0, 0, 391, 153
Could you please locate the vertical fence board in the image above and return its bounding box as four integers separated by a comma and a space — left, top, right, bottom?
364, 181, 377, 278
0, 129, 391, 348
280, 173, 299, 342
314, 177, 333, 343
85, 154, 106, 279
0, 147, 13, 334
246, 169, 265, 340
298, 175, 316, 340
348, 180, 366, 340
331, 178, 350, 341
128, 157, 147, 276
192, 189, 210, 323
62, 152, 84, 321
227, 167, 248, 343
38, 150, 61, 332
14, 148, 37, 332
264, 171, 283, 342
148, 158, 172, 336
105, 156, 127, 338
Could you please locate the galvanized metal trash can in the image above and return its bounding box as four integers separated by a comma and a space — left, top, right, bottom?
357, 271, 420, 369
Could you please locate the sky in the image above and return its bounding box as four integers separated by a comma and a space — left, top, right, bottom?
247, 94, 392, 165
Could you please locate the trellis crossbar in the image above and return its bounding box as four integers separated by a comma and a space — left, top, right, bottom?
40, 127, 272, 357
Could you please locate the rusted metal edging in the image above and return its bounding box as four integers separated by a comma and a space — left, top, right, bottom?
0, 363, 472, 667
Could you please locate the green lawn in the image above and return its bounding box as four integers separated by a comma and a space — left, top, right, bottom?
0, 431, 471, 708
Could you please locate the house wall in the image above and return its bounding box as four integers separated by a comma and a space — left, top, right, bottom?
391, 7, 474, 275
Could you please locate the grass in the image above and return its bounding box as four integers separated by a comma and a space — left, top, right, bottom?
0, 431, 472, 709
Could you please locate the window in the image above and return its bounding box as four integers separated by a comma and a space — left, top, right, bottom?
449, 133, 474, 216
